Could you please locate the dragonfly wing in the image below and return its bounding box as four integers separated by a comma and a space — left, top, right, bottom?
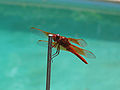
68, 38, 87, 47
37, 39, 68, 50
70, 44, 96, 58
37, 40, 48, 47
31, 27, 55, 36
83, 49, 96, 58
37, 40, 57, 47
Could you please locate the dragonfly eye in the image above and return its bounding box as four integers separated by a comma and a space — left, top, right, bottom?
56, 34, 60, 36
56, 34, 60, 40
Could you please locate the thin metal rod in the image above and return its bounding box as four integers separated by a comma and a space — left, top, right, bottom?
46, 34, 53, 90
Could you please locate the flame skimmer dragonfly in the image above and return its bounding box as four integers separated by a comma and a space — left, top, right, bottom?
31, 27, 96, 64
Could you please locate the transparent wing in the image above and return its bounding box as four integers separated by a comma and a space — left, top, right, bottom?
37, 40, 68, 51
37, 40, 48, 47
31, 27, 56, 44
68, 38, 87, 47
37, 40, 57, 47
37, 40, 96, 58
31, 27, 55, 36
31, 27, 87, 47
70, 44, 96, 58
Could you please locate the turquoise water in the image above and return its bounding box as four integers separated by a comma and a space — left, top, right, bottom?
0, 1, 120, 90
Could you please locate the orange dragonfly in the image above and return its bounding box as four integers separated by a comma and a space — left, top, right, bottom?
31, 27, 96, 64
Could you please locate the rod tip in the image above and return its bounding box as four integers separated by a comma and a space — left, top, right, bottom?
49, 34, 53, 36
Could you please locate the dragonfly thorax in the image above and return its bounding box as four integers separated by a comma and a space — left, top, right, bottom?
58, 36, 70, 47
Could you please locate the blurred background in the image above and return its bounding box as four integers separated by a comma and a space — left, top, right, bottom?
0, 0, 120, 90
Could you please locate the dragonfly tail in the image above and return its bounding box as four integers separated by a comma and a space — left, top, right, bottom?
67, 47, 88, 64
74, 52, 88, 64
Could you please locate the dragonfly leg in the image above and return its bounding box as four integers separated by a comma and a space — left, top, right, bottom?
52, 47, 59, 57
51, 45, 60, 62
52, 42, 57, 48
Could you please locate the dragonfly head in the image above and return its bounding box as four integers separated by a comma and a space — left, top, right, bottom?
56, 34, 60, 37
52, 34, 60, 41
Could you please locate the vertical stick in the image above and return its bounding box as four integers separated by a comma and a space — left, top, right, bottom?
46, 34, 53, 90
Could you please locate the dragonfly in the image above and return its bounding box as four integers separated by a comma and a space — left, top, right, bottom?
31, 27, 96, 64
